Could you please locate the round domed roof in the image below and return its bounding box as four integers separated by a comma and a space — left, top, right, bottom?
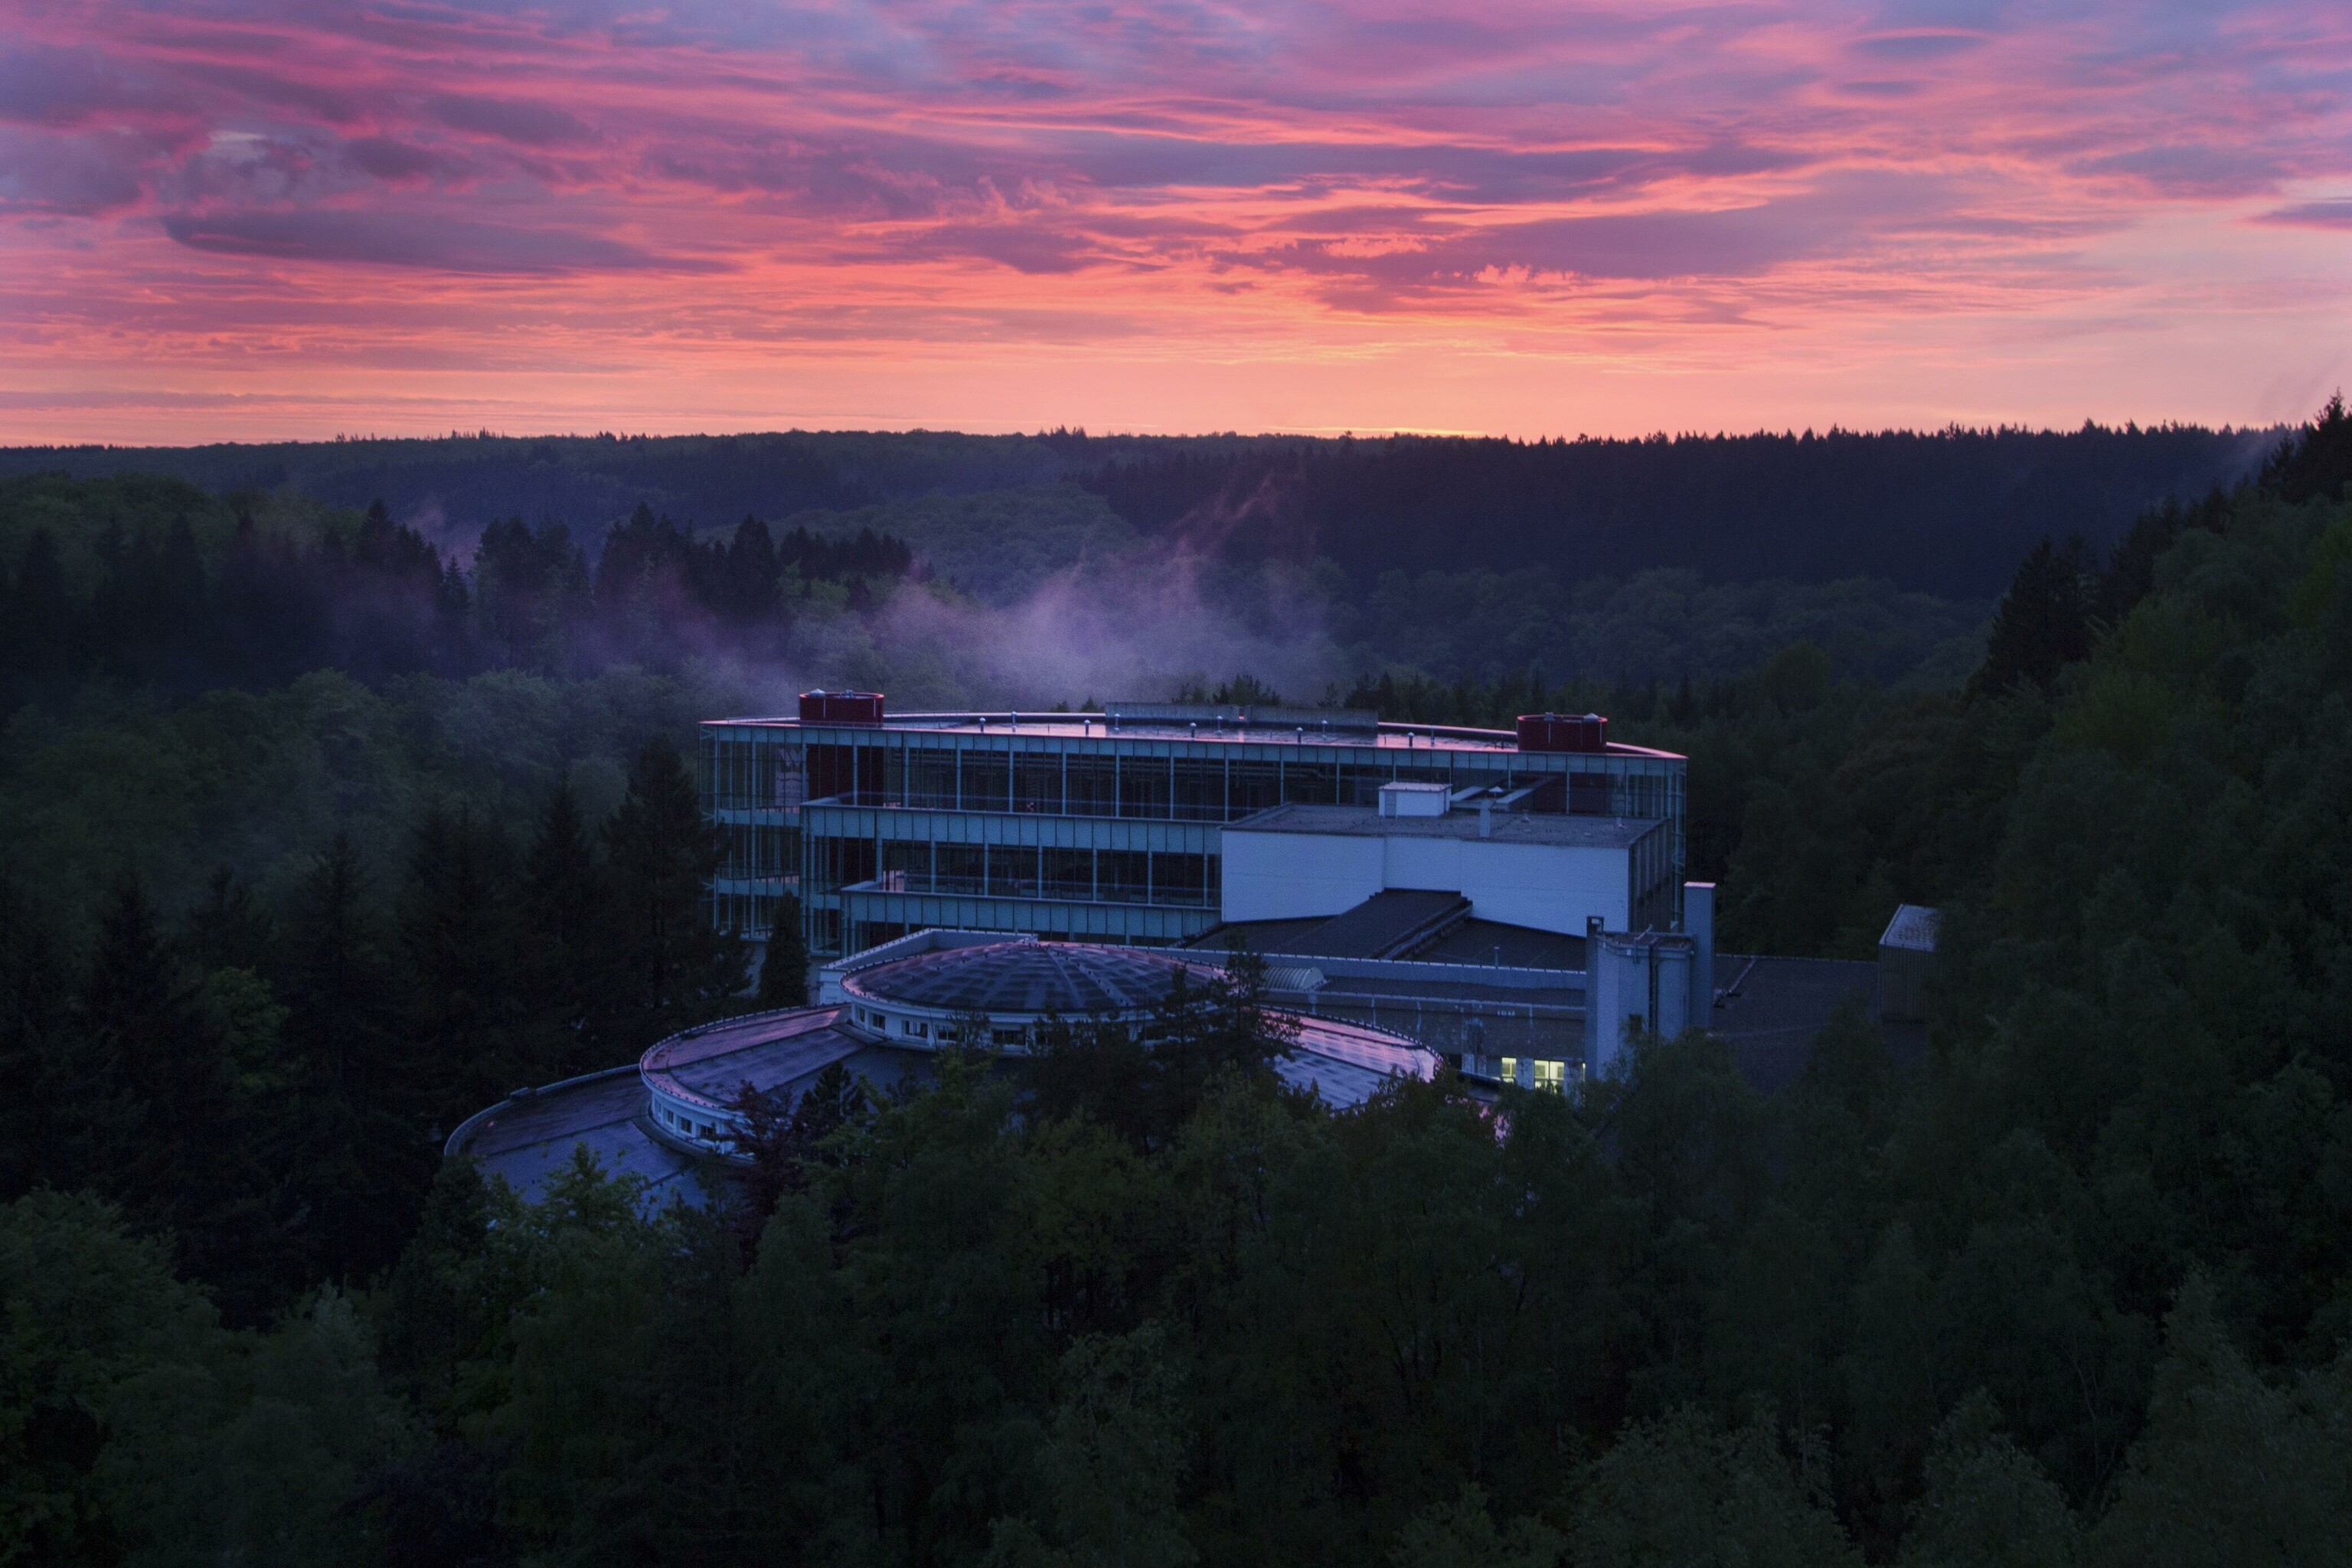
847, 941, 1200, 1018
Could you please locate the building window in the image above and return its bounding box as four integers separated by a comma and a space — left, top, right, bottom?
1067, 756, 1117, 816
1150, 852, 1210, 906
1098, 850, 1149, 903
1532, 1060, 1566, 1093
901, 1018, 928, 1037
1015, 753, 1063, 814
961, 750, 1010, 812
1282, 762, 1337, 805
1043, 848, 1093, 901
988, 844, 1040, 898
1119, 755, 1171, 819
1171, 760, 1225, 822
1500, 1055, 1519, 1085
1230, 763, 1281, 815
907, 748, 957, 809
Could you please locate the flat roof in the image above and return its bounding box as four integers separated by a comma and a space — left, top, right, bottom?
703, 711, 1682, 762
1224, 802, 1665, 848
1287, 890, 1467, 959
1191, 912, 1586, 973
1880, 904, 1940, 952
451, 991, 1439, 1200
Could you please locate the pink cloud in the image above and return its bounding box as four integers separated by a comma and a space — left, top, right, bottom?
0, 0, 2344, 440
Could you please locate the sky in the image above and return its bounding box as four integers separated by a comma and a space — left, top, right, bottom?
1, 0, 2348, 445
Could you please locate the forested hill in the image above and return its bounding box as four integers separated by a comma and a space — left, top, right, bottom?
3, 403, 2350, 1565
2, 420, 2268, 599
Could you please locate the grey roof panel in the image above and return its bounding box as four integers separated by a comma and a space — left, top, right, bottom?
1285, 890, 1469, 959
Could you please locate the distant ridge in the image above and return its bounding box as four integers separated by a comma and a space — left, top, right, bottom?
0, 423, 2273, 599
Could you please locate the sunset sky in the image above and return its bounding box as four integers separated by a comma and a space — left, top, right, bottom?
2, 1, 2348, 443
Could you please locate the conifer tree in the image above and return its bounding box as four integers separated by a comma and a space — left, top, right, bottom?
185, 866, 273, 975
1972, 536, 2096, 694
400, 801, 537, 1119
2260, 390, 2352, 505
0, 871, 79, 1199
80, 873, 253, 1292
603, 737, 744, 1044
277, 833, 421, 1284
757, 893, 808, 1009
524, 776, 609, 1070
724, 513, 780, 622
5, 527, 70, 681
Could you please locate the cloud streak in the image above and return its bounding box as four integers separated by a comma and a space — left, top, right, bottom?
0, 0, 2347, 439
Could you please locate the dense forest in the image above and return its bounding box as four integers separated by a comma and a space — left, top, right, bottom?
5, 419, 2264, 599
0, 475, 915, 699
4, 400, 2350, 1563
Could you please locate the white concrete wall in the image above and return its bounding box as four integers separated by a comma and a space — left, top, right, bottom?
1586, 935, 1695, 1078
1220, 830, 1384, 922
1223, 828, 1631, 935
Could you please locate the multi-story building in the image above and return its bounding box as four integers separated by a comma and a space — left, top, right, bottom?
702, 692, 1688, 960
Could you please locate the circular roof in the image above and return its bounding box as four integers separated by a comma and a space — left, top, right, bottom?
847, 941, 1200, 1018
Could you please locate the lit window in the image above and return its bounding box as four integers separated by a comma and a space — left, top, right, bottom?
1500, 1056, 1519, 1085
1532, 1060, 1566, 1094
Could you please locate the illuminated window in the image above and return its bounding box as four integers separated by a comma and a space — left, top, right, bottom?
1500, 1056, 1519, 1085
1532, 1060, 1566, 1094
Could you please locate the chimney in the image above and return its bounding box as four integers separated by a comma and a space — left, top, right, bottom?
1684, 882, 1717, 1014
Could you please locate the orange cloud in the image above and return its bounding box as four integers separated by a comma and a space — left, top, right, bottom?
0, 1, 2347, 441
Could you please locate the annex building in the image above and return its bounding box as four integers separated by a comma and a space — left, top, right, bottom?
701, 693, 1688, 959
447, 933, 1439, 1204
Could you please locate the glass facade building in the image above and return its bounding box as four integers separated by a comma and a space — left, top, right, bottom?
703, 701, 1689, 959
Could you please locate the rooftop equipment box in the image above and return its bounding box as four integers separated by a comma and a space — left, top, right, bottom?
800, 689, 885, 724
1377, 782, 1451, 818
1517, 712, 1609, 753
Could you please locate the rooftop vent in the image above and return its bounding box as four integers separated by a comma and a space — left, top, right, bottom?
799, 689, 885, 724
1517, 712, 1608, 753
1377, 782, 1451, 818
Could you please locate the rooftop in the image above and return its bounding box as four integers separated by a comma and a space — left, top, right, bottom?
1225, 802, 1666, 847
1706, 953, 1926, 1094
704, 710, 1682, 761
448, 936, 1443, 1200
846, 941, 1197, 1017
1880, 904, 1941, 952
1194, 907, 1589, 971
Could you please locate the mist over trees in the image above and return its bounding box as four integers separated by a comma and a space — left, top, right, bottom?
2, 404, 2349, 1563
0, 480, 918, 702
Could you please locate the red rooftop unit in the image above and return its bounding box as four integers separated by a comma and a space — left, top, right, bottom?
799, 689, 885, 724
1517, 712, 1609, 753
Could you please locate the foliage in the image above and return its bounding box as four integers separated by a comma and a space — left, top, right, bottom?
0, 1190, 413, 1567
1, 402, 2349, 1563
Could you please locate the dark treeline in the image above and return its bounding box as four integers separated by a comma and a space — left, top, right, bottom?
0, 737, 752, 1328
0, 431, 893, 539
1086, 423, 2263, 598
5, 402, 2352, 1566
6, 420, 2264, 604
0, 479, 914, 701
